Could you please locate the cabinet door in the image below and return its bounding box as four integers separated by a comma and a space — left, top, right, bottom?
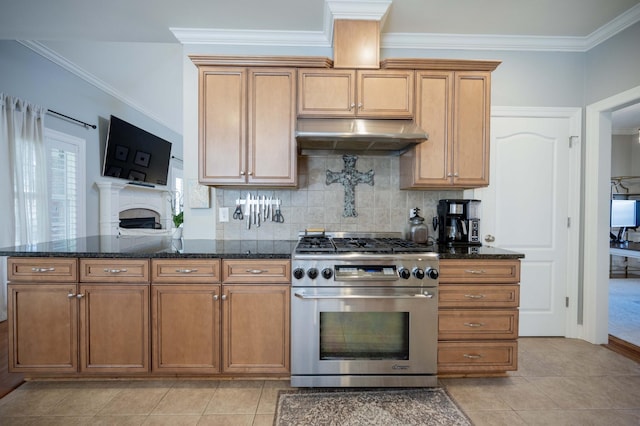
357, 70, 414, 118
297, 69, 356, 116
199, 67, 247, 184
8, 284, 78, 373
79, 284, 149, 373
222, 284, 290, 374
248, 68, 297, 185
152, 284, 221, 374
400, 71, 453, 188
452, 71, 491, 187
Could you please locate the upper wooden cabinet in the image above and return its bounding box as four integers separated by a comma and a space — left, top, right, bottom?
297, 69, 414, 118
197, 66, 297, 186
400, 70, 491, 189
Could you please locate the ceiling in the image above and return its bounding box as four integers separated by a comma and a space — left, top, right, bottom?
1, 0, 640, 135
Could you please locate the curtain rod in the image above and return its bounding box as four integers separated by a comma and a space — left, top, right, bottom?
47, 109, 97, 129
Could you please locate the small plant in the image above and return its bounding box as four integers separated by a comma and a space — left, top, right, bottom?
173, 211, 183, 228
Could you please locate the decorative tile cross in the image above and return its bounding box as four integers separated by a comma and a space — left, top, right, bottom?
326, 154, 374, 217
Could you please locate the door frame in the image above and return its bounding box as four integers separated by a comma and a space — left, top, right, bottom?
584, 85, 640, 344
478, 106, 582, 338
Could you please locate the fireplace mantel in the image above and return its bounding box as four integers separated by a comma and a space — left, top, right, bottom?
96, 180, 173, 236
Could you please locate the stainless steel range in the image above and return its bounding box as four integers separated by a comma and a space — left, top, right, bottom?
291, 231, 439, 388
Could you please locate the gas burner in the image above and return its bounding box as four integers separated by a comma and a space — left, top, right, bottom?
294, 232, 436, 255
332, 238, 393, 253
295, 236, 335, 253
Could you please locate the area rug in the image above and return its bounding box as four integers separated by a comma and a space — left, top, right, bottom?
274, 388, 472, 425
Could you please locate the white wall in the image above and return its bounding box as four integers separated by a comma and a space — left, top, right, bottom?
0, 40, 183, 236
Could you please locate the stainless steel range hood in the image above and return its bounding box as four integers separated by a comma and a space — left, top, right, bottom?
296, 118, 428, 155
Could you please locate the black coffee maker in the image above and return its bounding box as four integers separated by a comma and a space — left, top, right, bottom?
436, 199, 481, 246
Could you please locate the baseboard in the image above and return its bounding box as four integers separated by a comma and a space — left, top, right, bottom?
604, 334, 640, 363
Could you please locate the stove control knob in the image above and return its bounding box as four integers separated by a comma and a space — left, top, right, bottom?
398, 267, 411, 279
413, 267, 425, 279
307, 268, 319, 279
321, 268, 333, 279
426, 267, 439, 280
293, 268, 305, 280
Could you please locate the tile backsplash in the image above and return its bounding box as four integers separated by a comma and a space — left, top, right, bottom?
215, 155, 462, 240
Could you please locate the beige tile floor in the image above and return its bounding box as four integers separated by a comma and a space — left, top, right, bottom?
0, 338, 639, 425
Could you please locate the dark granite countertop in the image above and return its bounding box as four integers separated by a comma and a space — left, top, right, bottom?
0, 236, 296, 259
0, 236, 524, 260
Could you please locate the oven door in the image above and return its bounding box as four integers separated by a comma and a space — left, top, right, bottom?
291, 286, 438, 383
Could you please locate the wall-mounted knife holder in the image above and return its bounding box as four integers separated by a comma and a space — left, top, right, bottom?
233, 193, 284, 229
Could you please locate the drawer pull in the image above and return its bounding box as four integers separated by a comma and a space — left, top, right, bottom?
175, 268, 198, 274
464, 294, 486, 299
463, 353, 483, 359
246, 269, 267, 274
32, 267, 55, 273
465, 269, 486, 274
463, 322, 485, 328
103, 268, 128, 274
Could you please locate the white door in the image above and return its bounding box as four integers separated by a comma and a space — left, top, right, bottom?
474, 108, 581, 336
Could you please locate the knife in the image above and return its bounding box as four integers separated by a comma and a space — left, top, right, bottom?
246, 193, 251, 229
257, 195, 261, 227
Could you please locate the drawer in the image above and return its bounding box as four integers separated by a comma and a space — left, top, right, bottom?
438, 309, 519, 340
222, 260, 290, 284
151, 259, 221, 283
79, 259, 150, 283
439, 285, 520, 308
439, 259, 520, 283
8, 258, 78, 282
438, 341, 518, 373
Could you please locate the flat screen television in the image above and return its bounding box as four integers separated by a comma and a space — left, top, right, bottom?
610, 199, 638, 228
102, 115, 172, 186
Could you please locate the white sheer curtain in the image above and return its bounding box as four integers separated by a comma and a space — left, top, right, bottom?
0, 93, 48, 321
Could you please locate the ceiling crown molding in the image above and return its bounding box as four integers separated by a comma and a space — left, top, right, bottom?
169, 28, 330, 47
172, 2, 640, 52
17, 40, 179, 134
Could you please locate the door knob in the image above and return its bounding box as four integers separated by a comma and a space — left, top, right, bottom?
484, 234, 495, 242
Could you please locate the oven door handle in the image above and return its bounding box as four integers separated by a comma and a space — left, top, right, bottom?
294, 291, 435, 299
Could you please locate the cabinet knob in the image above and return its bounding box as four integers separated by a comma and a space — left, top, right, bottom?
453, 172, 459, 177
67, 293, 76, 299
76, 293, 85, 299
447, 173, 453, 177
247, 171, 253, 176
240, 171, 245, 176
349, 103, 355, 111
213, 294, 219, 301
485, 234, 495, 242
221, 294, 227, 301
357, 103, 363, 110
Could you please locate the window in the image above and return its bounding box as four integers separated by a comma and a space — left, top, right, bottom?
44, 128, 86, 240
170, 160, 183, 215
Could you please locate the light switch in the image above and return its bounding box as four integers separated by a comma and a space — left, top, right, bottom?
219, 207, 229, 222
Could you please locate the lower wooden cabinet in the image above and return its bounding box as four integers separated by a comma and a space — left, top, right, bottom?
151, 258, 290, 376
7, 258, 151, 375
438, 341, 518, 374
222, 284, 290, 374
79, 284, 149, 373
152, 284, 221, 374
438, 258, 521, 375
8, 283, 78, 373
